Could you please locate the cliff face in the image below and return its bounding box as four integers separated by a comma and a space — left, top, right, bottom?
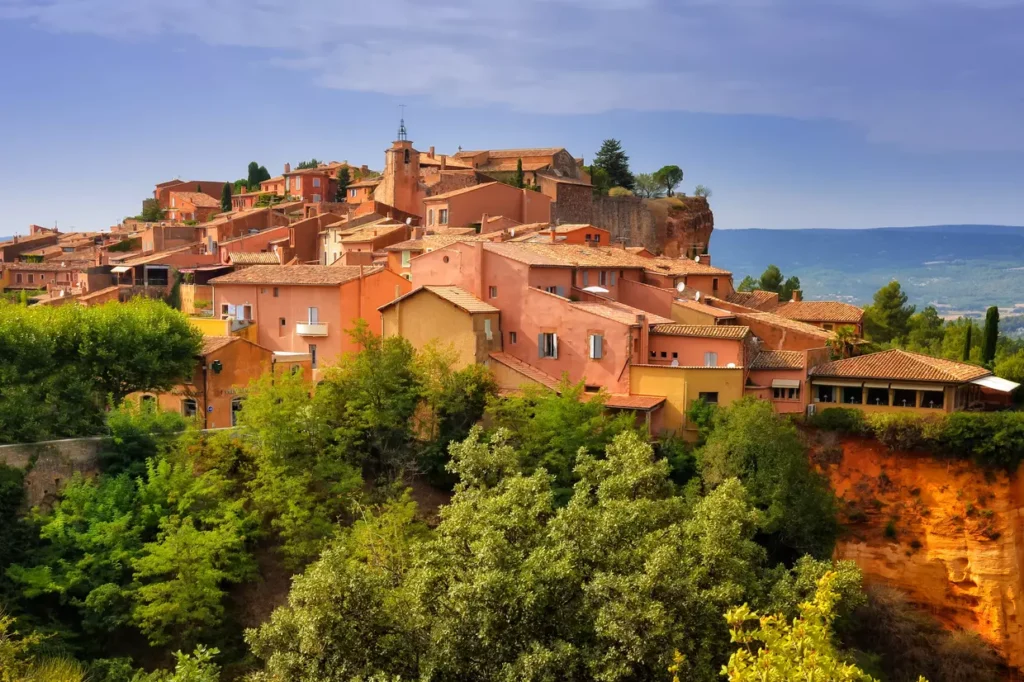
820, 436, 1024, 669
646, 196, 714, 258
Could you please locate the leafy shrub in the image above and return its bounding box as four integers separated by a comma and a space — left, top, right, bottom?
866, 412, 938, 451
810, 407, 866, 434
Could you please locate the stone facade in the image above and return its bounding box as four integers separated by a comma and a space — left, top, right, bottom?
549, 183, 593, 225
0, 437, 104, 507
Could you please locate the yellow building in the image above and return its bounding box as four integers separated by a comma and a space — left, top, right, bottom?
380, 285, 501, 368
630, 364, 745, 437
189, 316, 258, 342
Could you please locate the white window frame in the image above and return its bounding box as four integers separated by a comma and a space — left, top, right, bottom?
539, 332, 558, 359
704, 351, 718, 367
589, 334, 603, 360
488, 285, 498, 299
308, 306, 319, 324
401, 251, 411, 268
439, 208, 448, 225
312, 177, 321, 188
484, 319, 493, 341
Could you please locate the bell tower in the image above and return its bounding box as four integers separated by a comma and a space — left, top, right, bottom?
373, 108, 422, 216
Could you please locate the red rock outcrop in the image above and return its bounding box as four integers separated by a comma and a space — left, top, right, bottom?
646, 196, 714, 258
819, 436, 1024, 669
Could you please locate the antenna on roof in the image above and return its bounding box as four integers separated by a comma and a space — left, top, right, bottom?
397, 104, 408, 141
695, 291, 701, 301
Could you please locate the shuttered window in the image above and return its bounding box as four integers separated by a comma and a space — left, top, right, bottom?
538, 333, 558, 359
589, 334, 603, 360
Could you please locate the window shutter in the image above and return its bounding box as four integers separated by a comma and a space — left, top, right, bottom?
595, 335, 603, 359
538, 334, 545, 358
582, 271, 589, 286
556, 286, 565, 298
610, 271, 617, 286
552, 334, 558, 359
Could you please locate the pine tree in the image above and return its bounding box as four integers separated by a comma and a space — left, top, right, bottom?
593, 139, 634, 190
982, 306, 999, 366
513, 159, 525, 189
962, 324, 973, 362
336, 167, 351, 202
247, 162, 261, 191
220, 183, 232, 213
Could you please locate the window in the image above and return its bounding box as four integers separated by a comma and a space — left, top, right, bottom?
538, 333, 558, 359
610, 271, 617, 286
893, 389, 917, 407
309, 344, 318, 369
582, 271, 589, 286
660, 352, 667, 358
313, 193, 321, 203
439, 209, 448, 225
350, 188, 357, 198
509, 331, 517, 344
704, 351, 718, 367
488, 286, 498, 298
867, 387, 889, 405
922, 390, 944, 409
816, 385, 835, 403
842, 387, 863, 404
401, 251, 411, 267
404, 148, 410, 164
698, 391, 719, 405
593, 233, 601, 243
182, 398, 198, 418
171, 196, 176, 207
427, 209, 434, 226
307, 307, 319, 324
599, 271, 607, 286
585, 233, 591, 241
294, 178, 302, 191
589, 334, 604, 360
15, 273, 22, 284
27, 274, 33, 284
402, 273, 412, 281
273, 287, 279, 297
241, 304, 252, 321
141, 395, 156, 406
712, 277, 719, 291
823, 323, 834, 331
221, 303, 231, 319
231, 398, 243, 426
313, 177, 321, 188
773, 387, 800, 401
484, 319, 493, 341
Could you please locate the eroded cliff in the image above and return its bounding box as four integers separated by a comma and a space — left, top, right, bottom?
646, 196, 714, 258
818, 435, 1024, 669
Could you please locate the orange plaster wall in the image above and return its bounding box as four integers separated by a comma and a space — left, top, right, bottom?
646, 335, 744, 368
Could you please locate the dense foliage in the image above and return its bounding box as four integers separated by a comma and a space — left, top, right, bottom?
0, 298, 202, 443
736, 264, 800, 302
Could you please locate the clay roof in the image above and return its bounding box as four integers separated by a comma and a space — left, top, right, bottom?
171, 191, 220, 208
773, 301, 863, 324
750, 350, 805, 370
117, 244, 200, 267
570, 299, 673, 326
456, 147, 565, 159
650, 324, 750, 340
201, 336, 238, 355
3, 260, 89, 271
339, 224, 407, 243
381, 285, 498, 314
488, 352, 560, 391
535, 172, 591, 186
548, 224, 607, 234
348, 178, 382, 188
738, 311, 835, 339
727, 290, 781, 310
423, 182, 503, 202
482, 242, 645, 268
77, 285, 121, 303
229, 251, 280, 265
384, 233, 493, 252
603, 394, 666, 410
673, 299, 736, 319
810, 349, 991, 384
209, 265, 381, 286
479, 160, 552, 172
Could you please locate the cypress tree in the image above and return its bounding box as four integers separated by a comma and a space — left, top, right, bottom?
220, 182, 232, 213
513, 159, 525, 189
982, 306, 1000, 366
962, 324, 973, 362
336, 167, 351, 202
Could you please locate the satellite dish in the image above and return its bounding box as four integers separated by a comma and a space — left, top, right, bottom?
726, 362, 736, 368
582, 286, 610, 294
675, 282, 686, 293
405, 217, 412, 225
695, 291, 701, 301
693, 255, 700, 262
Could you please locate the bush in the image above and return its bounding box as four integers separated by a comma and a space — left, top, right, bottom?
866, 412, 937, 452
608, 186, 633, 197
809, 407, 866, 434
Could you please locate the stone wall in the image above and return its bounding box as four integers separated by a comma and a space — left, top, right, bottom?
580, 195, 715, 256
550, 184, 594, 226
589, 196, 658, 250
0, 437, 104, 507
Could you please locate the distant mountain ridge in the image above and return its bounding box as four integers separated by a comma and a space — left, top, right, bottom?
711, 224, 1024, 314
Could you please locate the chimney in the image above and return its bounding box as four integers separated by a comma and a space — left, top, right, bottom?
429, 146, 435, 159
481, 213, 489, 232
792, 289, 802, 302
617, 241, 626, 250
440, 156, 447, 171
412, 226, 425, 240
284, 162, 291, 173
636, 314, 649, 362
549, 228, 557, 243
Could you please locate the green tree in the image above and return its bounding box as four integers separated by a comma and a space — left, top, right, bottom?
758, 265, 785, 293
608, 186, 633, 197
219, 182, 232, 213
962, 323, 973, 362
140, 199, 165, 222
78, 298, 203, 404
513, 158, 525, 188
905, 306, 946, 353
780, 276, 802, 303
654, 164, 684, 196
135, 646, 221, 682
17, 290, 27, 306
863, 281, 915, 344
336, 166, 351, 202
995, 352, 1024, 386
737, 275, 758, 292
699, 398, 838, 558
827, 326, 859, 360
296, 159, 321, 170
982, 306, 999, 366
694, 184, 712, 198
586, 165, 612, 196
102, 398, 187, 477
633, 172, 662, 198
246, 161, 262, 190
232, 179, 248, 194
721, 572, 887, 682
593, 139, 634, 190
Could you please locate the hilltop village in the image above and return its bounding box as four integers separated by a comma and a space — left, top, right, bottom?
1, 129, 1018, 432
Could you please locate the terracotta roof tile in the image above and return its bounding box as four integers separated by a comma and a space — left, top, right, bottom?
201, 336, 238, 355
739, 311, 835, 339
456, 147, 565, 159
650, 324, 750, 340
339, 224, 407, 243
810, 349, 991, 384
603, 394, 667, 410
229, 251, 280, 265
423, 182, 503, 202
570, 300, 673, 325
488, 352, 560, 391
726, 290, 781, 310
773, 301, 863, 324
673, 299, 736, 319
750, 350, 805, 370
209, 264, 381, 286
3, 260, 89, 271
171, 191, 220, 208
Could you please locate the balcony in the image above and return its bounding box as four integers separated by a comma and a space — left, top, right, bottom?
296, 322, 329, 337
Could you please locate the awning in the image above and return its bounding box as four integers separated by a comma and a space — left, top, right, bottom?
110, 266, 131, 274
972, 375, 1021, 393
863, 381, 891, 389
582, 286, 610, 294
811, 380, 863, 388
891, 383, 947, 392
772, 379, 801, 389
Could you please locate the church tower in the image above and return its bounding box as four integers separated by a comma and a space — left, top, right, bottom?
372, 113, 422, 217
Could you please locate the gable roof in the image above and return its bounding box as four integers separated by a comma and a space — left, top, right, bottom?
773, 301, 863, 324
209, 264, 382, 286
673, 299, 736, 319
456, 147, 566, 159
423, 182, 504, 202
738, 311, 835, 339
650, 324, 750, 340
339, 223, 407, 243
809, 349, 991, 384
727, 290, 781, 310
228, 251, 280, 265
480, 242, 730, 275
171, 191, 220, 208
488, 352, 560, 391
569, 300, 672, 326
750, 350, 805, 370
201, 336, 239, 355
381, 285, 498, 314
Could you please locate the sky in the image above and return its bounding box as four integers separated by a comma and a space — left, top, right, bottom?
1, 0, 1023, 233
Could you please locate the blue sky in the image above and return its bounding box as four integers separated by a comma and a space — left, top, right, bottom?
1, 0, 1023, 233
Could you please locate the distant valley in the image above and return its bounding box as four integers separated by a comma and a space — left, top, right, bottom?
712, 224, 1024, 316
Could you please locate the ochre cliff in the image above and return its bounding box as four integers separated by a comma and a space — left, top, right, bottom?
819, 436, 1024, 669
646, 196, 714, 258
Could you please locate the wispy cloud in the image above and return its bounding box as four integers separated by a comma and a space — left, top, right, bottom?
3, 0, 1022, 151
